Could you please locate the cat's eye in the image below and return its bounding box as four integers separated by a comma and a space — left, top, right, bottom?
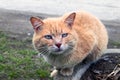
44, 35, 53, 39
62, 33, 68, 38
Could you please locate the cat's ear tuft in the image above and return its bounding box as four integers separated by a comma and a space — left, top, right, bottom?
64, 12, 76, 28
30, 17, 44, 31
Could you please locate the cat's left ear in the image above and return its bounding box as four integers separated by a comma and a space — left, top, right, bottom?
30, 17, 44, 31
64, 12, 76, 28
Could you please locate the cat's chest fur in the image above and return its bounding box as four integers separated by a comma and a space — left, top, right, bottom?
43, 52, 76, 68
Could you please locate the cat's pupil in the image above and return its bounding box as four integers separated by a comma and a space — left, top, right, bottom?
44, 35, 53, 39
62, 33, 68, 38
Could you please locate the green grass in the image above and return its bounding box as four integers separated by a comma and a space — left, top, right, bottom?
108, 39, 120, 48
0, 31, 52, 80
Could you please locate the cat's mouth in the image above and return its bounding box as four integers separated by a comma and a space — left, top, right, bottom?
54, 48, 63, 52
51, 48, 65, 54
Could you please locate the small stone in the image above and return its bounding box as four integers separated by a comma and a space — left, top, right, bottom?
27, 33, 31, 36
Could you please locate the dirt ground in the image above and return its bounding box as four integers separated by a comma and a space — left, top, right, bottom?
0, 8, 120, 48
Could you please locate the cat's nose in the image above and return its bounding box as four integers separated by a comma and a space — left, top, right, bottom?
55, 43, 61, 48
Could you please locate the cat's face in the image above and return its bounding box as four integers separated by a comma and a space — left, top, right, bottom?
30, 13, 77, 55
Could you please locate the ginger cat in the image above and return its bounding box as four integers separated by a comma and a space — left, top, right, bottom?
30, 11, 108, 77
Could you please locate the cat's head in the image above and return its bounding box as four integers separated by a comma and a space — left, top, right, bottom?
30, 13, 78, 55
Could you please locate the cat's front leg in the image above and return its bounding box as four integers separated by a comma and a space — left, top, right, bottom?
60, 67, 74, 76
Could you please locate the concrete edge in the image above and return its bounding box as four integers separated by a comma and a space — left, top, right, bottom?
105, 49, 120, 53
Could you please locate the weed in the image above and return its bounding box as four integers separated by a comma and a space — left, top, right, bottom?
0, 31, 52, 80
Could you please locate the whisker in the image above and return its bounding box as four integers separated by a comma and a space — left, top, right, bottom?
68, 46, 77, 51
41, 49, 48, 53
40, 49, 50, 56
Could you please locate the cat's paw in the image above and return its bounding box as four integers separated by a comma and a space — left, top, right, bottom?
60, 68, 73, 76
50, 69, 58, 77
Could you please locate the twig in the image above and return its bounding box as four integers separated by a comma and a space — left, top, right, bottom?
108, 64, 120, 77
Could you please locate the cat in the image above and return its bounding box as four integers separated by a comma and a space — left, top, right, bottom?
30, 10, 108, 78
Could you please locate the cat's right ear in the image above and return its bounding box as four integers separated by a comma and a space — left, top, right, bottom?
30, 17, 44, 31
